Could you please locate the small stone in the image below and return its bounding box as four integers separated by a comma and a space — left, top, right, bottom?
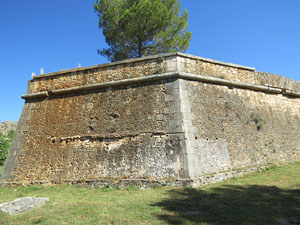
0, 197, 49, 215
184, 210, 201, 216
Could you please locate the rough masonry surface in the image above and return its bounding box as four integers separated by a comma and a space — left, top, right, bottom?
1, 52, 300, 187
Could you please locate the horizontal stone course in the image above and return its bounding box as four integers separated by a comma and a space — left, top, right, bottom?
22, 72, 300, 100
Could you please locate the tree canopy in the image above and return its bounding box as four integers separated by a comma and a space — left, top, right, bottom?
94, 0, 191, 62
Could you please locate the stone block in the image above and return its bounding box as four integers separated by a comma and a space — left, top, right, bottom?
0, 197, 49, 215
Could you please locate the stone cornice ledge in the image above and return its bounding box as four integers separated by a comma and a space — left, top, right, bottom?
22, 72, 300, 100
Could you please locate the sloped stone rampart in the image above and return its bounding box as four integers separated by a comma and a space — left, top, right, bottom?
1, 53, 300, 186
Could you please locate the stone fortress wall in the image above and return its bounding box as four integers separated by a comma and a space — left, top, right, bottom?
1, 52, 300, 186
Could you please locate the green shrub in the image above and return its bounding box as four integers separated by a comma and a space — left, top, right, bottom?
7, 130, 15, 139
0, 131, 13, 166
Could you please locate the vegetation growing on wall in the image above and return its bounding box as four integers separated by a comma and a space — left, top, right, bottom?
250, 112, 264, 131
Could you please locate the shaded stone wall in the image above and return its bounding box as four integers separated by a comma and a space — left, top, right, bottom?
184, 81, 300, 177
1, 52, 300, 185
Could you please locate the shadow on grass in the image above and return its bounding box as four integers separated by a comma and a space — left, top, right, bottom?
153, 185, 300, 225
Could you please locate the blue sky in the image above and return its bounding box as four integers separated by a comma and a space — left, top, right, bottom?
1, 0, 300, 121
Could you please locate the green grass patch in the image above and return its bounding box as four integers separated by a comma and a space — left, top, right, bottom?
0, 166, 3, 176
0, 162, 300, 224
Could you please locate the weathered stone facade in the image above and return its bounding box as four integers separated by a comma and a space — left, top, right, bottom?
1, 53, 300, 186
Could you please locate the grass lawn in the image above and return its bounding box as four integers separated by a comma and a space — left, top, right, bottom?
0, 166, 2, 176
0, 162, 300, 225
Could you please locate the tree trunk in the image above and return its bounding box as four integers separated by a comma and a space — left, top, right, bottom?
138, 39, 143, 57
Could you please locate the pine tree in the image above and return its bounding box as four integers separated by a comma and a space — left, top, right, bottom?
94, 0, 191, 62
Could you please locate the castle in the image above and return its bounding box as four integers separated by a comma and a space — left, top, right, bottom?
1, 53, 300, 187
